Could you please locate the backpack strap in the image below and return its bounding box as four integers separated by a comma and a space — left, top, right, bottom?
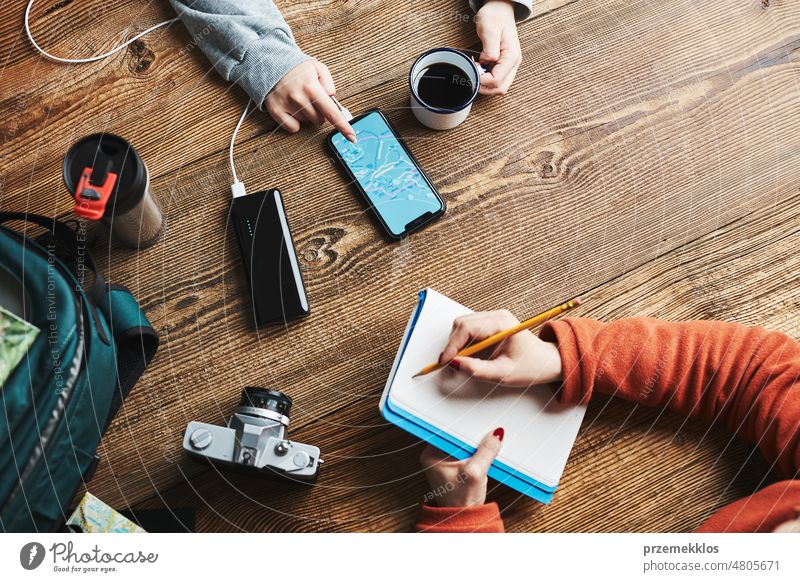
0, 212, 78, 246
93, 284, 159, 428
0, 212, 106, 299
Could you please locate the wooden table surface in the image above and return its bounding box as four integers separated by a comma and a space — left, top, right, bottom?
2, 0, 799, 532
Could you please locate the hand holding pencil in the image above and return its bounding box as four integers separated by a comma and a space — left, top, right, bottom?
414, 299, 581, 386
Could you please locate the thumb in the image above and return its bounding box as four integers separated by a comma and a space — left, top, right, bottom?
452, 355, 514, 383
465, 429, 504, 477
478, 23, 502, 63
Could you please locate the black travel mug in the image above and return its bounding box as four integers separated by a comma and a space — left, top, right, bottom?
63, 133, 164, 248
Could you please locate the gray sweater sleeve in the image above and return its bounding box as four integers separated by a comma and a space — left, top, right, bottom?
169, 0, 311, 106
469, 0, 532, 21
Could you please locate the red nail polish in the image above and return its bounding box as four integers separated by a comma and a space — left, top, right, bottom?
449, 359, 461, 370
493, 427, 505, 441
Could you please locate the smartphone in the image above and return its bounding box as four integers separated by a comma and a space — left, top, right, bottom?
327, 109, 446, 239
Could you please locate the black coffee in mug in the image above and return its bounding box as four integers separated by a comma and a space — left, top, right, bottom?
415, 62, 475, 109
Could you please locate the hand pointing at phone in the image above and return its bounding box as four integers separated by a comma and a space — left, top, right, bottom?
169, 1, 357, 141
266, 60, 357, 143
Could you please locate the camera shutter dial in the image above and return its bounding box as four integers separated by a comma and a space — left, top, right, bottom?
190, 428, 213, 450
293, 451, 311, 468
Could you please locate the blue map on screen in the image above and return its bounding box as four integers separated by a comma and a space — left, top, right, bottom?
331, 111, 441, 236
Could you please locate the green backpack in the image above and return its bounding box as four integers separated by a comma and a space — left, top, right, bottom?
0, 213, 158, 532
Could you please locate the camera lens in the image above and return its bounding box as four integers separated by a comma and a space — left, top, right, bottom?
241, 387, 292, 416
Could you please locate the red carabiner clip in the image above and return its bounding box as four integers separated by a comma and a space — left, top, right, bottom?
73, 166, 118, 220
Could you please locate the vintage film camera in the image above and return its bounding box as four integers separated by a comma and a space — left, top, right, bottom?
183, 387, 322, 482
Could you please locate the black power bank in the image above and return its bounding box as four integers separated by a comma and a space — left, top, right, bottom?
230, 189, 310, 326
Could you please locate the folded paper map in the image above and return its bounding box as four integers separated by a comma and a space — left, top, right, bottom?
0, 305, 39, 388
66, 493, 146, 533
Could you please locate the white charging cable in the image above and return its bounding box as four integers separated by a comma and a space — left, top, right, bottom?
24, 0, 178, 64
229, 95, 354, 199
330, 96, 353, 122
229, 101, 253, 199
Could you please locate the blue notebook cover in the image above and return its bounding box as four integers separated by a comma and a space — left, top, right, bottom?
379, 289, 585, 504
382, 395, 555, 503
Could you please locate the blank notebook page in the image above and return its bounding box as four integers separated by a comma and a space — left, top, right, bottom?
388, 288, 587, 488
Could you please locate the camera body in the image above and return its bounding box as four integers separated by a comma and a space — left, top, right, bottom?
183, 387, 322, 482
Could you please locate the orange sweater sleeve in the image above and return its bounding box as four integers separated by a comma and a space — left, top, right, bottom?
416, 502, 504, 532
694, 480, 800, 532
542, 317, 800, 533
540, 318, 800, 478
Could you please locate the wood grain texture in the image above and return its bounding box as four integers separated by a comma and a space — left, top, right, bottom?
1, 0, 798, 531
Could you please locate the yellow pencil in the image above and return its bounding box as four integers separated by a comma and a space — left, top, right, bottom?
413, 297, 583, 377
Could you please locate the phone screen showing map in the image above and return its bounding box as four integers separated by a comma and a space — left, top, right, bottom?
331, 111, 443, 237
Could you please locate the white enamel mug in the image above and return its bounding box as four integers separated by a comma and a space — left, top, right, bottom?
409, 48, 481, 131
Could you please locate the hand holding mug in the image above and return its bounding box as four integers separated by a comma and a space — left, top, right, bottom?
475, 0, 522, 95
438, 310, 563, 387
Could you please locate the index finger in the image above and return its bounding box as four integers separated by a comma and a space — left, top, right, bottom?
490, 58, 515, 83
440, 311, 518, 363
480, 58, 517, 94
308, 85, 356, 142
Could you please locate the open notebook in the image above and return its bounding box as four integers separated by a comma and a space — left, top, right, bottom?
379, 289, 586, 503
